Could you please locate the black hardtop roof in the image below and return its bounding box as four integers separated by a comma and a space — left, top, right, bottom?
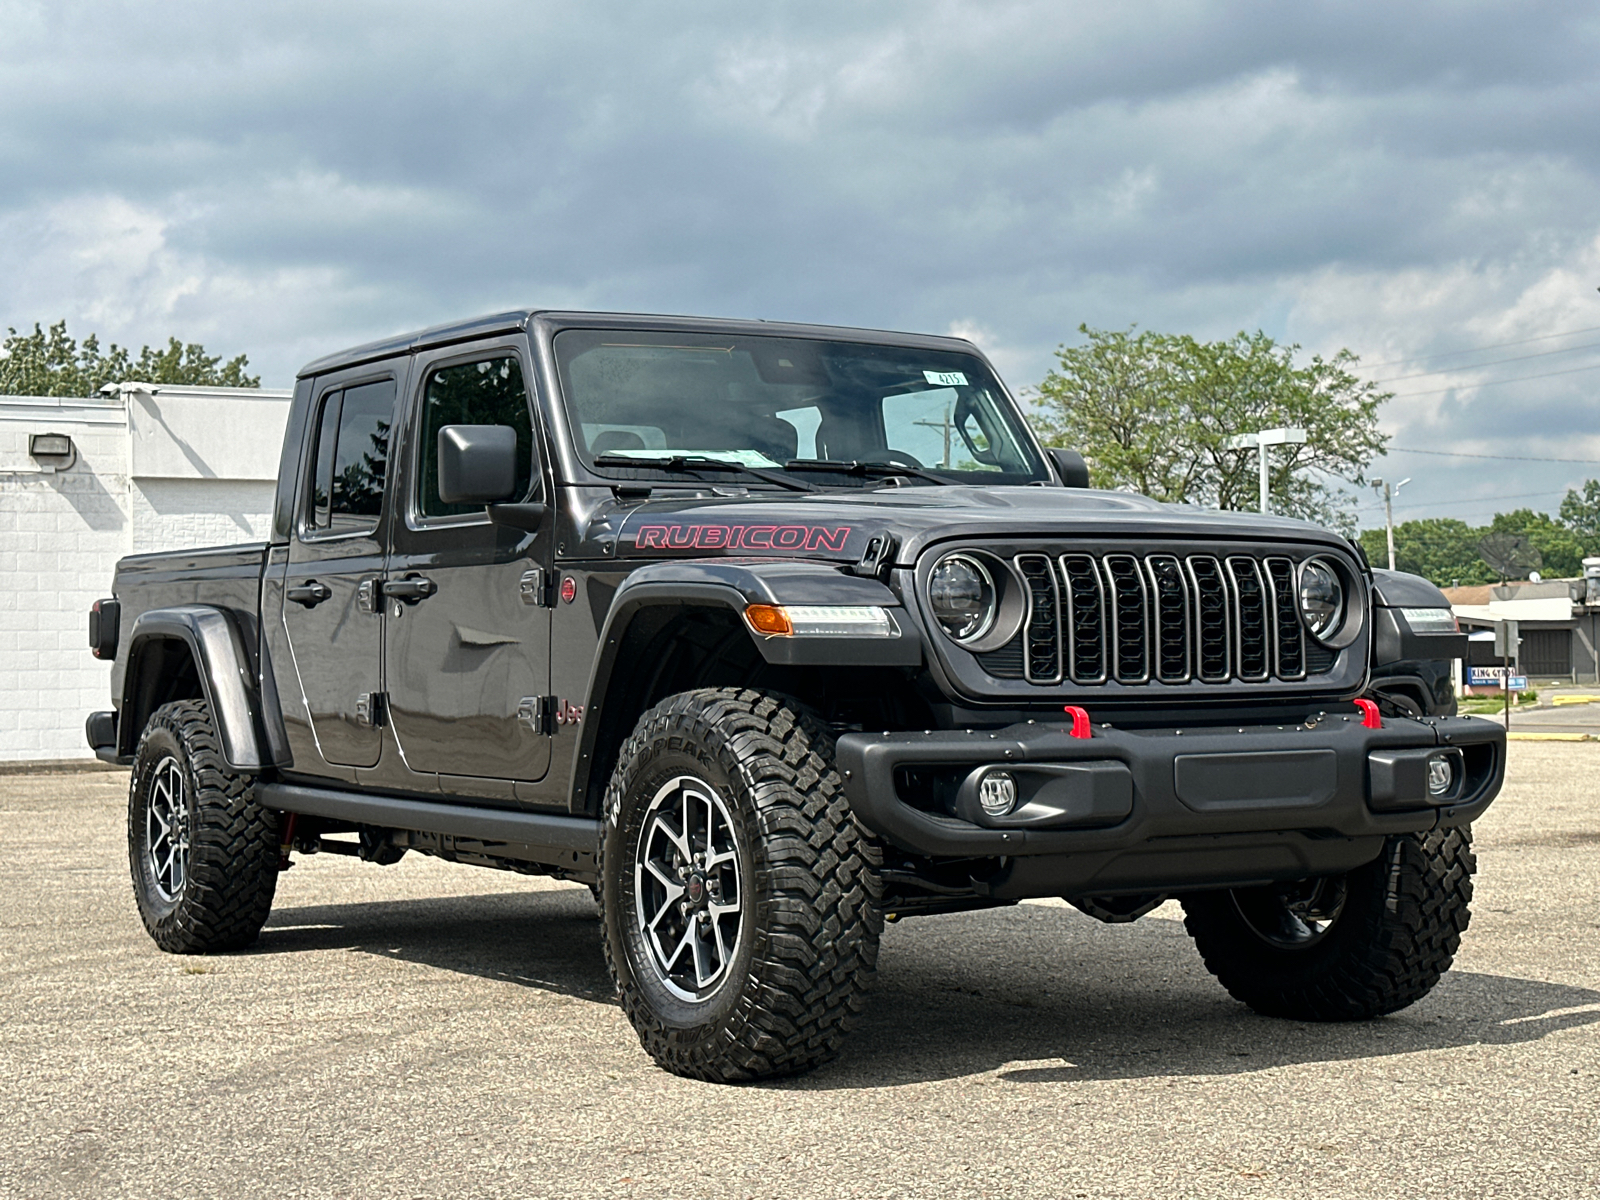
296, 309, 981, 379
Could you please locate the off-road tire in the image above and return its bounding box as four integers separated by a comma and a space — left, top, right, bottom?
1182, 827, 1475, 1020
599, 688, 882, 1082
128, 699, 280, 953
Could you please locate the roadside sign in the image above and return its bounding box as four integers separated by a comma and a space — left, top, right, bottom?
1469, 667, 1529, 689
1493, 620, 1520, 661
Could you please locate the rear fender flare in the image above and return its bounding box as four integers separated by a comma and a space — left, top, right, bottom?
117, 606, 271, 772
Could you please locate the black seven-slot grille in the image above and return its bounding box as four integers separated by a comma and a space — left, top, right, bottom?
992, 552, 1329, 686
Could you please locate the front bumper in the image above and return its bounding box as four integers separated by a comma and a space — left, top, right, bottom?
835, 713, 1504, 898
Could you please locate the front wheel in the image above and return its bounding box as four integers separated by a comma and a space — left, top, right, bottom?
128, 699, 280, 953
599, 688, 882, 1082
1182, 827, 1475, 1020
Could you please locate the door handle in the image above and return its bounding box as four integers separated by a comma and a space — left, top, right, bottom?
286, 581, 332, 607
383, 576, 438, 603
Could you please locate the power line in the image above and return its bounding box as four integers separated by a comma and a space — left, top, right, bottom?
1390, 360, 1600, 398
1385, 446, 1600, 464
1387, 489, 1568, 512
1361, 323, 1600, 369
1351, 490, 1567, 516
1372, 339, 1600, 383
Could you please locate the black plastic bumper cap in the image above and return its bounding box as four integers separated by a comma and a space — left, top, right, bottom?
1368, 746, 1465, 811
952, 761, 1133, 829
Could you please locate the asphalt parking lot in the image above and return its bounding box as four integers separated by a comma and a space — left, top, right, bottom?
2, 748, 1597, 1200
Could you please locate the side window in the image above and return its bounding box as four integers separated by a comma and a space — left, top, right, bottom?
305, 378, 397, 534
310, 389, 341, 528
418, 356, 535, 519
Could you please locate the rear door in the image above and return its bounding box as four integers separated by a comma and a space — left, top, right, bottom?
279, 365, 401, 770
383, 338, 553, 790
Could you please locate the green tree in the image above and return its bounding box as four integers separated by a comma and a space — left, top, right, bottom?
1031, 326, 1390, 532
1357, 519, 1495, 587
1559, 479, 1600, 553
0, 319, 259, 397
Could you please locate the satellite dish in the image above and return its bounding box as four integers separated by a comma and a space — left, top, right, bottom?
1478, 533, 1543, 582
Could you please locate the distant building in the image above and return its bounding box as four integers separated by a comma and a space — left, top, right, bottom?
0, 383, 290, 762
1444, 562, 1600, 686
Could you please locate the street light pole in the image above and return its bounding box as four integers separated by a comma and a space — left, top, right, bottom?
1370, 477, 1410, 571
1222, 427, 1308, 514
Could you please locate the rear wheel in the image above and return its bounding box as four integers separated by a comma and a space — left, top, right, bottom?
128, 700, 280, 953
599, 688, 882, 1082
1182, 827, 1475, 1020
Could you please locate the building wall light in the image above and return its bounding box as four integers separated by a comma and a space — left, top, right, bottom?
28, 433, 77, 470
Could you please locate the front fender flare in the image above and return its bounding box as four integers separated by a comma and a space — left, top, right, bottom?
567, 559, 921, 813
118, 605, 270, 772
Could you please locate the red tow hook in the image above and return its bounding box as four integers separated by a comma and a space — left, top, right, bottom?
1354, 698, 1383, 729
1063, 705, 1092, 739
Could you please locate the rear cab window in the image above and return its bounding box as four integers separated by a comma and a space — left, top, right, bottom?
305, 378, 397, 536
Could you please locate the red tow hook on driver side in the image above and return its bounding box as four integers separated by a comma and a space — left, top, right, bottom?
1354, 698, 1383, 729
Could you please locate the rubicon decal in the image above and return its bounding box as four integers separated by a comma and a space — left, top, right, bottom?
632, 524, 854, 553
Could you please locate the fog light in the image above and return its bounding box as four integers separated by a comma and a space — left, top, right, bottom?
1427, 755, 1454, 797
978, 771, 1017, 817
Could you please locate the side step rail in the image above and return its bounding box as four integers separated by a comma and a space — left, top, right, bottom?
256, 781, 599, 870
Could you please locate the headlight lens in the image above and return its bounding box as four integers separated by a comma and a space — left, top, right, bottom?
928, 553, 996, 643
1299, 558, 1344, 639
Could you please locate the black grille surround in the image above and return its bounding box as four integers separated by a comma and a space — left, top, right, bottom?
918, 539, 1368, 702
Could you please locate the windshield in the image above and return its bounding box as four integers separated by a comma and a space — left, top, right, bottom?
553, 329, 1049, 485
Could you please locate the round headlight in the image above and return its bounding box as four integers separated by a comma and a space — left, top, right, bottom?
1299, 558, 1344, 640
928, 553, 996, 643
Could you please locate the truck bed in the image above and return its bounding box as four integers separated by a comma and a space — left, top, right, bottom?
111, 542, 271, 694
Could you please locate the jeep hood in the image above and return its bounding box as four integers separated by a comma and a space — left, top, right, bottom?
601, 485, 1354, 565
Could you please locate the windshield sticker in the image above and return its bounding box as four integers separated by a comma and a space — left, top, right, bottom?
922, 370, 968, 387
633, 524, 853, 553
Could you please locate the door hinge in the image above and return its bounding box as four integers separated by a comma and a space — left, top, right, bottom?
517, 695, 582, 735
357, 579, 380, 614
356, 691, 387, 728
519, 568, 549, 607
517, 695, 551, 734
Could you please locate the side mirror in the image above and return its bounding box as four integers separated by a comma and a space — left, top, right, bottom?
438, 425, 520, 505
1048, 447, 1090, 489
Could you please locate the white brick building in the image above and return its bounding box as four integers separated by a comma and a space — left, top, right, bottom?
0, 383, 291, 762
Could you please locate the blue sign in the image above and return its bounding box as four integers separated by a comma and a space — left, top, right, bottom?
1469, 666, 1528, 689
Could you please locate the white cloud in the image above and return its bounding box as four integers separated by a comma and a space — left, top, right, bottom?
2, 0, 1600, 527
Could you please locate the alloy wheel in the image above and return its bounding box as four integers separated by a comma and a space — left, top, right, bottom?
633, 774, 744, 1002
145, 755, 191, 902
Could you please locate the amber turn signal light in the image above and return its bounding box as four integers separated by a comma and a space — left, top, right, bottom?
744, 604, 793, 635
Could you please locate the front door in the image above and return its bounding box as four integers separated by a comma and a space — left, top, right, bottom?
280, 370, 399, 770
383, 342, 553, 784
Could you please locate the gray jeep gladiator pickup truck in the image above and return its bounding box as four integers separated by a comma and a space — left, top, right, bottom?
86, 310, 1503, 1081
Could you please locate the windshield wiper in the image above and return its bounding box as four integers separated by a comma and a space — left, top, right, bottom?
594, 454, 815, 492
782, 458, 956, 487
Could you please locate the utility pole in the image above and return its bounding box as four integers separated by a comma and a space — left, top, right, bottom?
1370, 477, 1410, 571
913, 405, 954, 468
1222, 427, 1307, 514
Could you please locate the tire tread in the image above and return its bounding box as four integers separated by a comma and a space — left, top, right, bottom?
600, 687, 882, 1082
129, 700, 278, 953
1182, 826, 1475, 1020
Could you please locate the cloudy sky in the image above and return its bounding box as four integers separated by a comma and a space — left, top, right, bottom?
4, 0, 1600, 529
